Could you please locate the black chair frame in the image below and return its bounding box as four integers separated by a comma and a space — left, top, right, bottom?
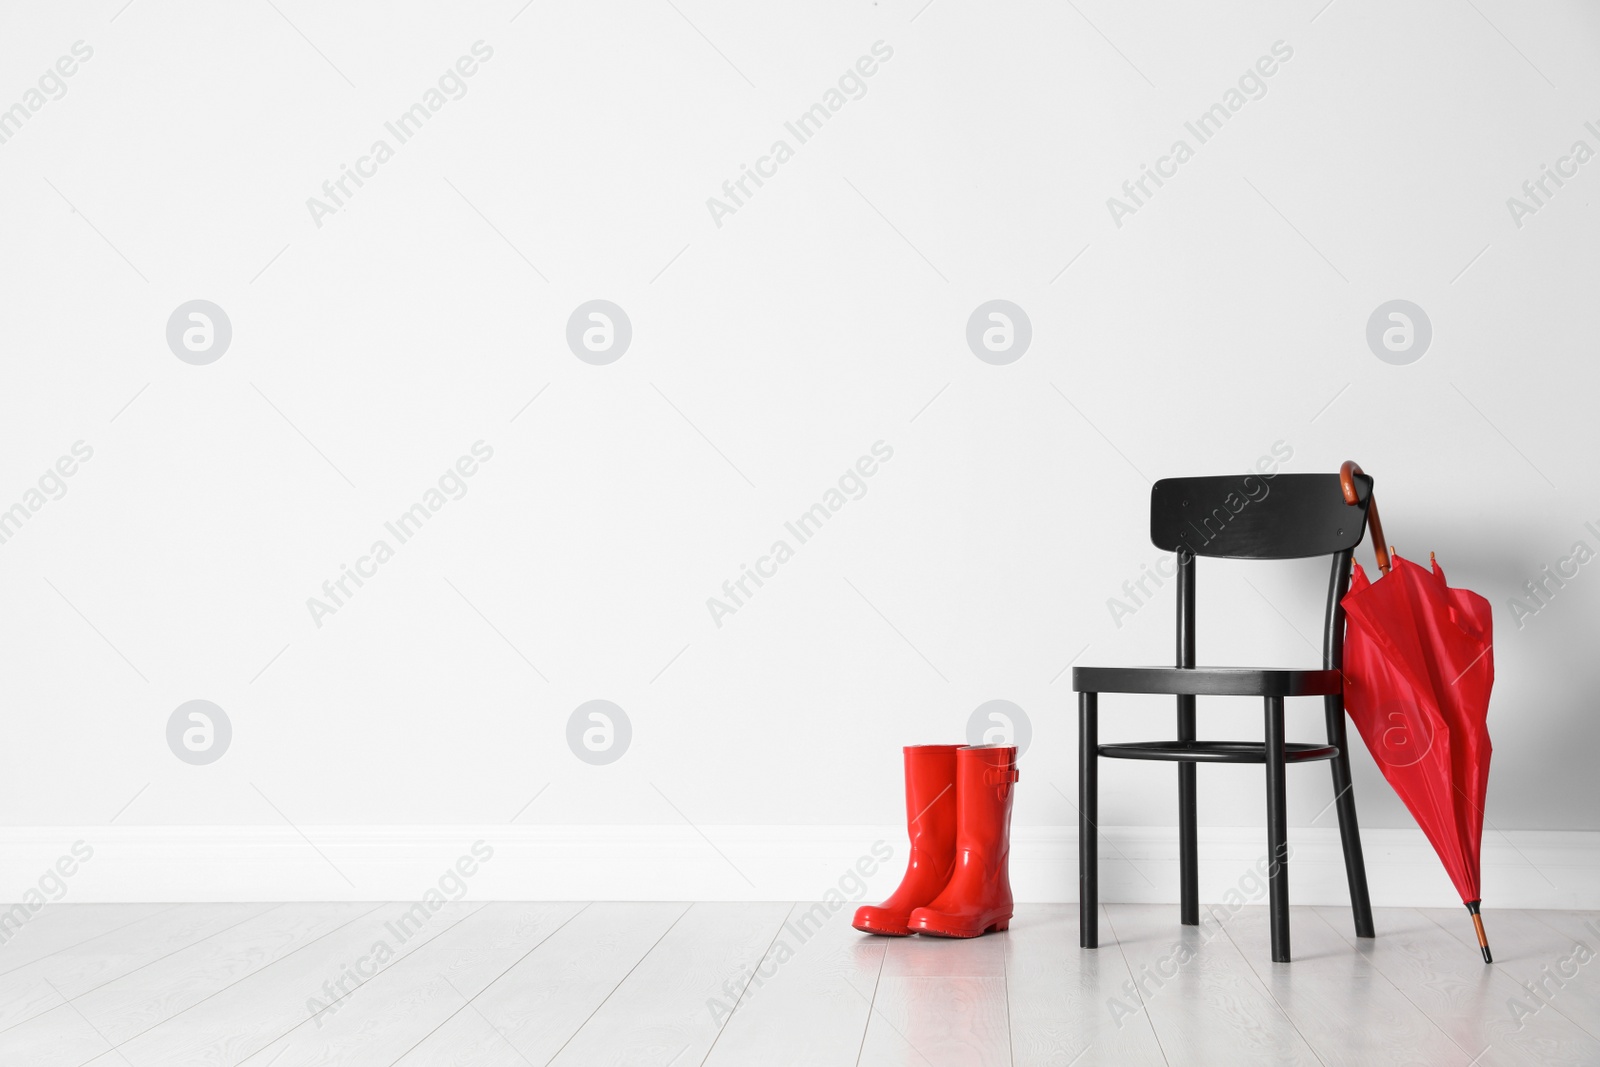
1073, 468, 1380, 963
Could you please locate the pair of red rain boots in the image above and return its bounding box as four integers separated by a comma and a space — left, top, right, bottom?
853, 744, 1019, 938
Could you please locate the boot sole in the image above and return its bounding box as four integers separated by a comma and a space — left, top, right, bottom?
852, 920, 912, 937
912, 916, 1010, 938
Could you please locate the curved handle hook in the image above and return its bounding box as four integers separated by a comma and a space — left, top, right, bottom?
1340, 461, 1391, 576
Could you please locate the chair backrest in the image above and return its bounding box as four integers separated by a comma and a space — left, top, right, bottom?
1151, 473, 1372, 560
1148, 471, 1374, 671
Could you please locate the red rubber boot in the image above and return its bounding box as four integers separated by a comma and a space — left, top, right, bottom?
908, 745, 1017, 938
853, 745, 961, 936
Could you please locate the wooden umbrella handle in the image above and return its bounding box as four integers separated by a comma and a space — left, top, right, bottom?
1340, 461, 1391, 576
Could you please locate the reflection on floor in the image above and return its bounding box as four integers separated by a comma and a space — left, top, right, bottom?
0, 901, 1596, 1065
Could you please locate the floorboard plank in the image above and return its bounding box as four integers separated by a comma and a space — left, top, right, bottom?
1526, 907, 1600, 1039
543, 902, 790, 1067
237, 903, 583, 1066
86, 902, 483, 1066
856, 920, 1017, 1067
0, 904, 170, 977
701, 901, 887, 1067
1420, 907, 1600, 1041
1223, 905, 1470, 1066
74, 902, 375, 1047
1006, 904, 1167, 1067
0, 903, 267, 1035
1104, 902, 1320, 1066
1312, 905, 1600, 1067
0, 994, 113, 1067
0, 904, 372, 1067
391, 902, 690, 1067
856, 974, 1010, 1067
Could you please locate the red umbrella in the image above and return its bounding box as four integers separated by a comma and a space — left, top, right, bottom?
1337, 462, 1495, 962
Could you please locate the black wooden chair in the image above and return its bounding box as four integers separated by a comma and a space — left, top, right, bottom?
1073, 465, 1380, 962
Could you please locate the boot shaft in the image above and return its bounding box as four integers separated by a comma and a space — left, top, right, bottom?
902, 744, 961, 849
955, 744, 1018, 849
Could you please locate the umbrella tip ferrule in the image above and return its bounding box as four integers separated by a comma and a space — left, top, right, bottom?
1466, 901, 1492, 964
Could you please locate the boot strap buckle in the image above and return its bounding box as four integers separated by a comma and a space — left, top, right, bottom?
983, 766, 1019, 797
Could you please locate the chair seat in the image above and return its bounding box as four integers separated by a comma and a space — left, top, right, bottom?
1072, 665, 1341, 697
1098, 740, 1340, 764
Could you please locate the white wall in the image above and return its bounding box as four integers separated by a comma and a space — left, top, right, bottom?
1, 0, 1596, 907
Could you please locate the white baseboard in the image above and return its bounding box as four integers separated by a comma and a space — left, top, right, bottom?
3, 825, 1596, 909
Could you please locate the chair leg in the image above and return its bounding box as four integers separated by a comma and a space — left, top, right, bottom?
1079, 691, 1098, 949
1325, 694, 1375, 938
1264, 695, 1290, 962
1177, 694, 1198, 926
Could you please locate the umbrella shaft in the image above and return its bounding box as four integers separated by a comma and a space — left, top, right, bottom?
1466, 900, 1492, 964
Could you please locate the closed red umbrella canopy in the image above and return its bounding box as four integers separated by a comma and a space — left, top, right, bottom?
1337, 463, 1495, 961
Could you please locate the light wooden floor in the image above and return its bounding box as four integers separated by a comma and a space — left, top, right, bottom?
1, 902, 1597, 1066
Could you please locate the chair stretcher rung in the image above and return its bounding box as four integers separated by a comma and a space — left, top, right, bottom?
1097, 740, 1339, 764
